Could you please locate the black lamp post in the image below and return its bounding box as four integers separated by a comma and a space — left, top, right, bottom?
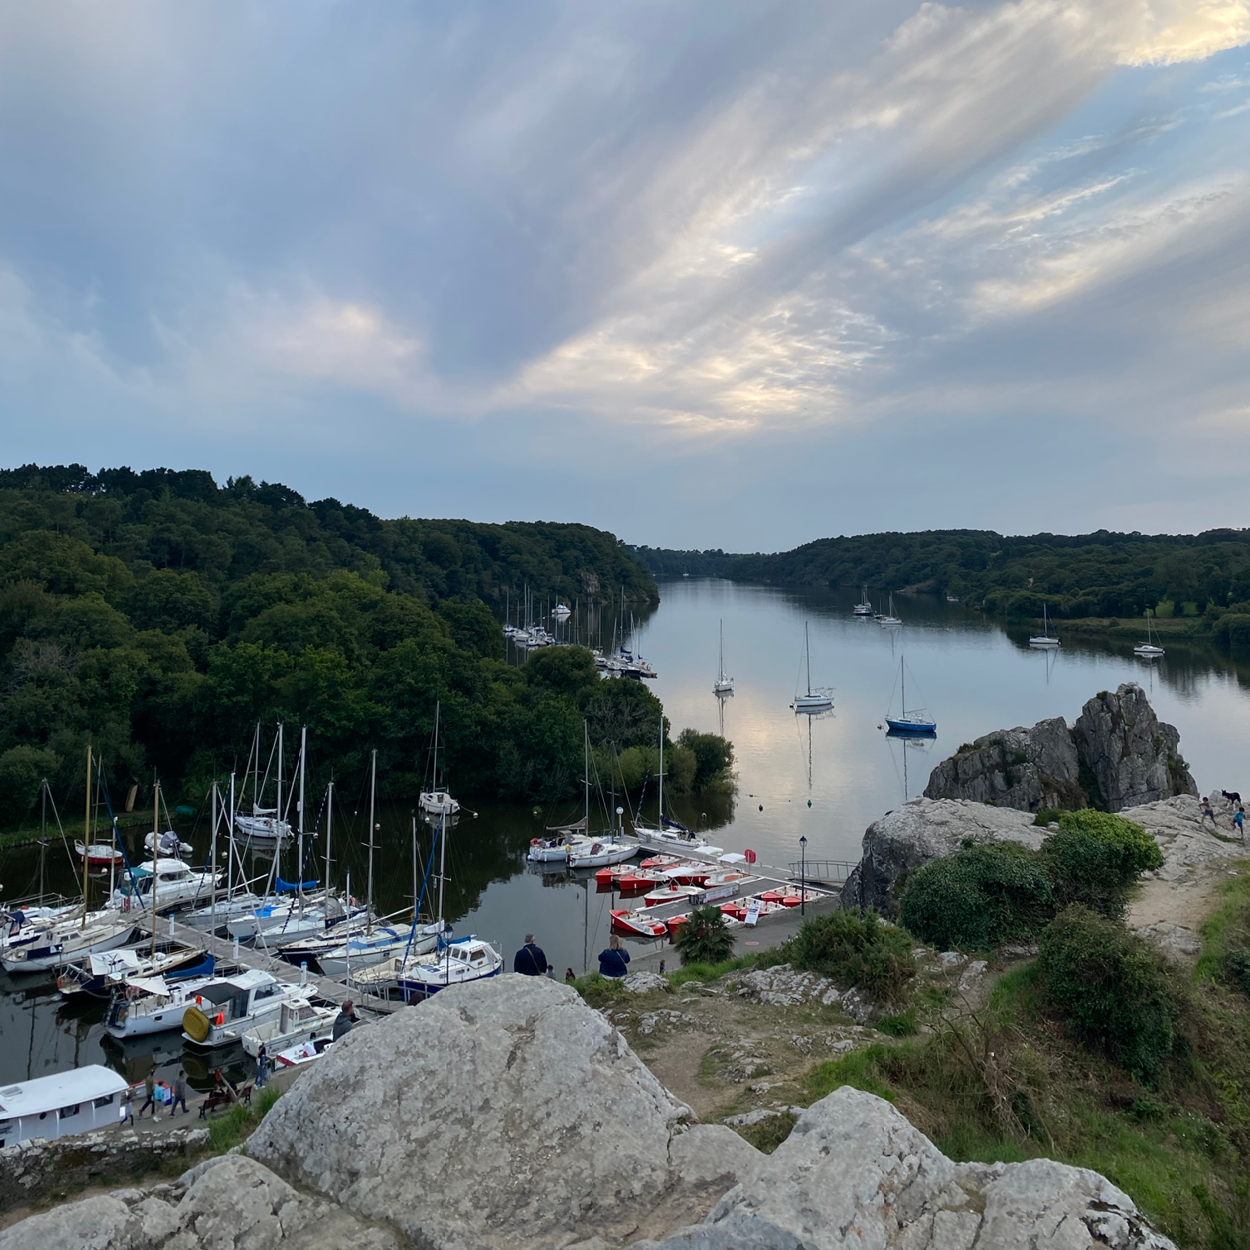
799, 835, 807, 915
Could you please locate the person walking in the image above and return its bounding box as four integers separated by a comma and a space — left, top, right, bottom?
255, 1044, 269, 1089
118, 1084, 135, 1127
1234, 806, 1245, 838
513, 934, 549, 976
1201, 797, 1218, 828
137, 1070, 160, 1122
597, 933, 631, 978
170, 1070, 189, 1117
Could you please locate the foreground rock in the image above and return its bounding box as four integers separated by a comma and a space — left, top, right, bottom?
638, 1086, 1175, 1250
924, 683, 1195, 813
840, 798, 1042, 913
248, 974, 754, 1249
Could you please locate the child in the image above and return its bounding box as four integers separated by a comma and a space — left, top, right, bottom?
1234, 806, 1245, 837
118, 1084, 135, 1127
1201, 797, 1217, 828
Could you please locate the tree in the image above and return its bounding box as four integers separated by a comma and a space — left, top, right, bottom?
673, 905, 736, 965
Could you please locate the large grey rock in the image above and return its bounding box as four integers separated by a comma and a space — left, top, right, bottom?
247, 974, 755, 1250
1122, 795, 1245, 878
0, 1154, 400, 1250
1073, 684, 1196, 811
924, 715, 1082, 811
840, 798, 1042, 914
638, 1086, 1175, 1249
922, 684, 1195, 814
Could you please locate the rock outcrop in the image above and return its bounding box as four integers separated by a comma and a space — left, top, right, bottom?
637, 1086, 1174, 1250
247, 973, 754, 1250
840, 798, 1043, 913
0, 980, 1178, 1250
924, 684, 1195, 814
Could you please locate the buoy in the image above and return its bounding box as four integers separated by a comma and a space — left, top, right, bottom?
807, 799, 812, 807
183, 1005, 210, 1043
758, 804, 763, 812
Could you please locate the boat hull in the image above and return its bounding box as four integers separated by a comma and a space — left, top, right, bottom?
885, 717, 937, 735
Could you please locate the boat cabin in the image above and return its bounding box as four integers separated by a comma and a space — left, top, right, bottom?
194, 969, 287, 1024
0, 1065, 129, 1148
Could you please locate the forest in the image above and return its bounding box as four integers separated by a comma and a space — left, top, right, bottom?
635, 530, 1250, 638
0, 465, 734, 830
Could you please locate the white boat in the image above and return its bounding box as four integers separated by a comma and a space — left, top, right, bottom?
792, 622, 834, 712
396, 936, 503, 1002
228, 893, 354, 944
527, 817, 587, 863
1029, 604, 1060, 648
566, 839, 637, 869
884, 657, 936, 735
552, 602, 572, 620
877, 594, 902, 628
1, 914, 141, 974
104, 858, 221, 914
145, 830, 192, 857
1133, 612, 1165, 658
853, 585, 873, 616
293, 924, 413, 977
233, 810, 293, 843
103, 970, 224, 1038
273, 1036, 335, 1069
73, 841, 125, 868
181, 968, 311, 1049
241, 998, 337, 1058
419, 702, 461, 818
182, 891, 267, 932
713, 619, 734, 695
0, 1065, 130, 1149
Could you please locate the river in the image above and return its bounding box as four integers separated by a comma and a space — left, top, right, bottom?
2, 578, 1247, 1087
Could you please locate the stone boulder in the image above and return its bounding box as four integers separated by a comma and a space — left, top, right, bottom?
840, 798, 1042, 913
247, 974, 755, 1250
923, 684, 1195, 814
923, 715, 1082, 811
637, 1086, 1175, 1249
1073, 684, 1196, 811
1121, 795, 1245, 879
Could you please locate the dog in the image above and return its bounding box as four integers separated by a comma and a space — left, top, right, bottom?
1222, 790, 1242, 804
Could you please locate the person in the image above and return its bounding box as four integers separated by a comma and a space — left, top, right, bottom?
170, 1069, 189, 1117
564, 967, 576, 983
1201, 797, 1217, 828
1235, 806, 1245, 837
138, 1069, 160, 1122
597, 933, 631, 978
255, 1044, 268, 1089
513, 934, 549, 976
332, 1000, 359, 1041
659, 959, 666, 976
118, 1084, 135, 1127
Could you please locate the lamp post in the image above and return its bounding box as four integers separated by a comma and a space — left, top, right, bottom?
799, 835, 807, 916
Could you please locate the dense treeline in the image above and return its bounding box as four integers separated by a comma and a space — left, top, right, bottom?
0, 465, 718, 828
626, 546, 734, 578
725, 528, 1250, 629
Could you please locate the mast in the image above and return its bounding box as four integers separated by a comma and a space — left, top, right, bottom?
297, 725, 307, 913
583, 723, 590, 831
325, 777, 334, 902
228, 772, 236, 900
901, 658, 906, 717
367, 748, 377, 932
436, 810, 447, 929
80, 743, 92, 929
253, 722, 260, 816
805, 623, 813, 697
657, 717, 664, 832
210, 778, 218, 936
276, 722, 284, 833
151, 779, 159, 956
432, 702, 440, 792
38, 780, 46, 901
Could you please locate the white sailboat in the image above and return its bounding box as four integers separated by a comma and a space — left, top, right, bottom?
1029, 604, 1060, 648
713, 619, 734, 695
792, 622, 834, 712
1133, 611, 1165, 658
877, 594, 902, 627
853, 585, 873, 616
419, 702, 461, 818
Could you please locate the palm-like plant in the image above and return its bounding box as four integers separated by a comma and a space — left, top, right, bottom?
673, 904, 736, 966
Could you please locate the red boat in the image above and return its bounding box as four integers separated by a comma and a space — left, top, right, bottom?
610, 909, 669, 939
639, 853, 682, 870
662, 865, 711, 886
642, 884, 705, 907
666, 914, 688, 936
74, 841, 126, 868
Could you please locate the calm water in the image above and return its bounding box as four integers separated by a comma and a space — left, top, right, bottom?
4, 578, 1249, 1087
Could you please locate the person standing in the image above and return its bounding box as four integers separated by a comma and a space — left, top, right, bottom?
597, 934, 631, 978
170, 1070, 189, 1117
118, 1084, 135, 1127
138, 1070, 160, 1122
255, 1044, 269, 1089
332, 1000, 359, 1041
564, 967, 576, 983
513, 934, 549, 976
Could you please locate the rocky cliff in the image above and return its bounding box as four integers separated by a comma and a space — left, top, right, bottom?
924, 683, 1195, 813
0, 976, 1177, 1250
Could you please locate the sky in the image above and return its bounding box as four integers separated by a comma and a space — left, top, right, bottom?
2, 1, 1250, 552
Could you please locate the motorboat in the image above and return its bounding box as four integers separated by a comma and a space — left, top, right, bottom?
792, 622, 834, 712
274, 1036, 336, 1069
396, 936, 503, 1003
0, 1065, 129, 1149
104, 858, 221, 914
241, 998, 337, 1059
181, 891, 267, 932
103, 969, 229, 1038
609, 909, 669, 938
552, 602, 572, 620
1029, 604, 1060, 648
286, 924, 418, 977
181, 968, 311, 1049
642, 884, 707, 907
73, 841, 126, 869
145, 830, 192, 857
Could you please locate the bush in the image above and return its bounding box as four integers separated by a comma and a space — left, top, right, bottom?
673, 905, 736, 966
900, 844, 1055, 951
788, 909, 915, 1003
1056, 810, 1162, 872
1224, 948, 1250, 997
0, 744, 60, 826
1041, 811, 1162, 920
675, 728, 734, 790
1037, 906, 1182, 1083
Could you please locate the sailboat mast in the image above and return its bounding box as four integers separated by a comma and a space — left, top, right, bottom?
325, 778, 334, 899
253, 722, 260, 816
805, 623, 813, 696
901, 658, 906, 716
228, 772, 236, 899
297, 725, 307, 911
80, 743, 92, 929
367, 749, 377, 931
436, 812, 447, 928
583, 723, 590, 830
150, 779, 159, 956
210, 778, 218, 936
276, 722, 283, 835
657, 718, 664, 831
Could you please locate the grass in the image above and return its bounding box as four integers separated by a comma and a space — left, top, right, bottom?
666, 953, 757, 987
205, 1086, 283, 1154
1196, 863, 1250, 985
569, 973, 629, 1010
736, 1111, 798, 1154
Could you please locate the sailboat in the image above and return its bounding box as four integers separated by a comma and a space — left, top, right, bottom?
877, 594, 902, 627
419, 702, 461, 819
713, 619, 734, 695
1133, 611, 1165, 658
1029, 604, 1060, 648
632, 721, 695, 847
234, 724, 294, 844
792, 622, 834, 712
853, 585, 873, 616
884, 657, 936, 735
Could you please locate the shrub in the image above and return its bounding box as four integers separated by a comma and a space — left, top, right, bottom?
788, 909, 915, 1002
1037, 906, 1182, 1083
900, 844, 1055, 950
1041, 811, 1162, 920
1056, 810, 1162, 872
673, 905, 736, 966
1224, 948, 1250, 997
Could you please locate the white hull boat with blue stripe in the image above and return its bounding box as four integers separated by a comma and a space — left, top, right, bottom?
397, 937, 503, 1002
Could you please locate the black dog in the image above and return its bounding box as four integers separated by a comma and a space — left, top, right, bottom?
1222, 790, 1241, 804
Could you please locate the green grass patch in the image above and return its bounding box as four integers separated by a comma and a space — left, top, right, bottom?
205, 1086, 283, 1154
735, 1110, 798, 1154
1196, 863, 1250, 987
666, 953, 757, 987
876, 1006, 920, 1037
570, 972, 629, 1009
804, 1045, 898, 1104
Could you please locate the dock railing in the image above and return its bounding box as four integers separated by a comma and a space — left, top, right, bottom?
789, 859, 856, 888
